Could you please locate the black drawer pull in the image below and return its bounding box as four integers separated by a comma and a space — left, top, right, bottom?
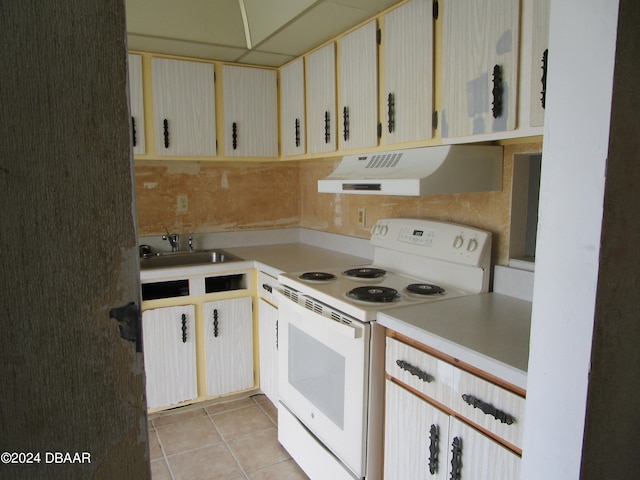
491, 64, 503, 118
387, 92, 395, 133
262, 283, 273, 293
295, 118, 300, 147
163, 118, 169, 148
450, 436, 462, 480
461, 393, 515, 425
396, 359, 434, 383
428, 423, 439, 475
342, 106, 349, 141
213, 308, 219, 338
232, 122, 238, 150
180, 313, 187, 343
324, 111, 331, 143
541, 48, 548, 109
131, 116, 137, 147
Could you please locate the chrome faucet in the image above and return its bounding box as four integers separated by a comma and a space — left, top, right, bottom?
162, 226, 180, 252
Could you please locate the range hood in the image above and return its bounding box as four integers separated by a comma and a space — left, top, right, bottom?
318, 145, 503, 196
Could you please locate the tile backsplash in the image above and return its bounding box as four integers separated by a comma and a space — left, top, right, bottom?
134, 141, 542, 265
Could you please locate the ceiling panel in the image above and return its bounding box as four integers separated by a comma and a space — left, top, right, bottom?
125, 0, 402, 66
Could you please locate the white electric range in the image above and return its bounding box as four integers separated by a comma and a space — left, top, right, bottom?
276, 218, 492, 480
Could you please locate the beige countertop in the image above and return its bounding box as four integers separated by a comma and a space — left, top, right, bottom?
377, 293, 532, 390
139, 242, 369, 282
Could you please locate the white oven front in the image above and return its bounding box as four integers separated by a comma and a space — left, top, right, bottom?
276, 289, 370, 478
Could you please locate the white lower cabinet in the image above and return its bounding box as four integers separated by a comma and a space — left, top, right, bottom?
203, 297, 254, 397
258, 298, 278, 405
384, 335, 523, 479
142, 305, 197, 410
385, 381, 520, 479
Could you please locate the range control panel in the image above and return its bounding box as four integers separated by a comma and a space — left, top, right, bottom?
370, 218, 491, 266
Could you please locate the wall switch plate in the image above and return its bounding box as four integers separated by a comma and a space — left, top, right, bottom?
177, 194, 189, 213
358, 207, 366, 227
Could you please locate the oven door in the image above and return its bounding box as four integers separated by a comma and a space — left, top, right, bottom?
276, 290, 370, 477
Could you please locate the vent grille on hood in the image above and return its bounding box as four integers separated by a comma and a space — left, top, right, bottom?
318, 145, 503, 196
365, 153, 403, 169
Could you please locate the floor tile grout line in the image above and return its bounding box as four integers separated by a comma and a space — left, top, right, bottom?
206, 411, 250, 479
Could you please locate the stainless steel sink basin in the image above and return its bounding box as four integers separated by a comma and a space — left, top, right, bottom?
139, 249, 243, 269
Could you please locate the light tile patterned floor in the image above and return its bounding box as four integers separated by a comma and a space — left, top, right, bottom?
148, 394, 309, 480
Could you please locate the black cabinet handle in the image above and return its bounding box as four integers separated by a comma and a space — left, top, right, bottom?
461, 393, 515, 425
541, 49, 548, 109
232, 122, 238, 150
387, 92, 395, 133
324, 111, 331, 144
428, 424, 439, 475
163, 118, 169, 148
181, 313, 187, 343
342, 106, 349, 141
275, 319, 278, 350
131, 117, 137, 147
262, 283, 273, 293
450, 437, 462, 480
295, 118, 300, 147
395, 359, 434, 383
213, 308, 219, 338
491, 64, 503, 118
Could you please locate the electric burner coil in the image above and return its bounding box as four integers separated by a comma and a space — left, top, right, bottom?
347, 286, 399, 303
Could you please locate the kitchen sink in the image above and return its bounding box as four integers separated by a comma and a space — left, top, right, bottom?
139, 249, 243, 269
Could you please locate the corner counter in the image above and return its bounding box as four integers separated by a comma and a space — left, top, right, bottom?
377, 293, 532, 390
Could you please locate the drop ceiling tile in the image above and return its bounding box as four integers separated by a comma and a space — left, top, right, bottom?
243, 0, 317, 46
256, 3, 377, 56
126, 0, 247, 48
127, 35, 248, 62
236, 50, 296, 67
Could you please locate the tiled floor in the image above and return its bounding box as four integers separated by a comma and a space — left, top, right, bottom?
148, 394, 309, 480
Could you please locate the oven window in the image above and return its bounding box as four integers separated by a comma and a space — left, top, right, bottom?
288, 324, 345, 429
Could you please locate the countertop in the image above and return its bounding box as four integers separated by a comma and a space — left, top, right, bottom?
377, 293, 532, 390
139, 243, 369, 281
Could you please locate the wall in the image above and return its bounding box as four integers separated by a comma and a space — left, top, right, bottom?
134, 141, 542, 265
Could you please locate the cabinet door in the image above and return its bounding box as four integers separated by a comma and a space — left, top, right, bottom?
142, 305, 197, 410
204, 297, 254, 397
384, 380, 449, 480
151, 58, 216, 156
128, 53, 145, 155
383, 0, 434, 144
448, 416, 521, 479
529, 0, 550, 127
441, 0, 519, 138
280, 58, 305, 156
222, 65, 278, 157
339, 20, 378, 150
306, 43, 337, 154
258, 298, 278, 405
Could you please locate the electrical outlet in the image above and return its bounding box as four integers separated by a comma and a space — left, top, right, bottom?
358, 207, 366, 227
177, 194, 189, 213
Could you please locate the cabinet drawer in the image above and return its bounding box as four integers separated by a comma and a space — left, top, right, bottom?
386, 338, 454, 405
452, 368, 525, 449
258, 271, 278, 305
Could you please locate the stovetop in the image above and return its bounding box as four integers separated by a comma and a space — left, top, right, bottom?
277, 218, 492, 322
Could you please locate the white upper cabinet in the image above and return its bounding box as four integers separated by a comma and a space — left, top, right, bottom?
441, 0, 520, 139
151, 57, 217, 156
222, 65, 278, 157
306, 43, 337, 154
338, 20, 379, 150
382, 0, 434, 145
128, 53, 146, 155
529, 0, 550, 127
280, 58, 306, 157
